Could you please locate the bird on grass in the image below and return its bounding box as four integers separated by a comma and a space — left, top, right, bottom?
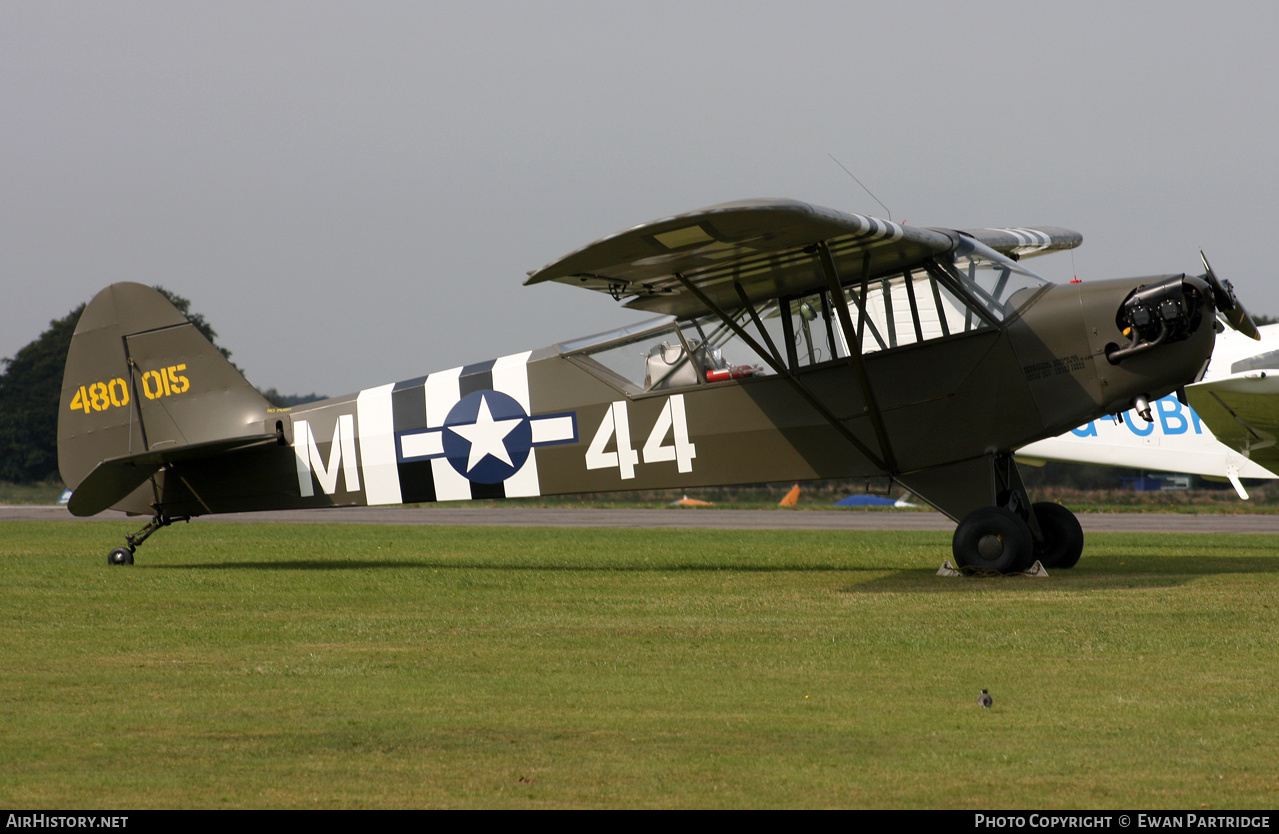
978, 689, 993, 708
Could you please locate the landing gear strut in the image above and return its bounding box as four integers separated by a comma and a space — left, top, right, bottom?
107, 510, 189, 566
950, 453, 1083, 573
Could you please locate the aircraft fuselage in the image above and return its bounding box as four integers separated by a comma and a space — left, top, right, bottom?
132, 275, 1212, 521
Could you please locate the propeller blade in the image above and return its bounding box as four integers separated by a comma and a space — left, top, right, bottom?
1200, 250, 1260, 340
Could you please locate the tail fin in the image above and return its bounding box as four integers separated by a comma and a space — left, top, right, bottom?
58, 283, 277, 516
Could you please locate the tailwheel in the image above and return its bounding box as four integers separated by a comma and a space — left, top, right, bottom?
105, 510, 189, 566
1030, 502, 1083, 569
952, 506, 1034, 573
108, 546, 134, 566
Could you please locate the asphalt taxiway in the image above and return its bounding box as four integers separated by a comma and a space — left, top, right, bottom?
5, 505, 1279, 534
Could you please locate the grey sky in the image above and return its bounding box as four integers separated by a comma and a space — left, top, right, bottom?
4, 1, 1277, 396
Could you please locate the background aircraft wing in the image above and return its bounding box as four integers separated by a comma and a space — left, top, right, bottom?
1016, 393, 1278, 499
1184, 373, 1279, 475
526, 199, 955, 318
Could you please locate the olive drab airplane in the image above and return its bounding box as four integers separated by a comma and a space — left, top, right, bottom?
57, 198, 1258, 572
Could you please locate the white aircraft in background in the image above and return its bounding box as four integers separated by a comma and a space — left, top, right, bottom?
1018, 324, 1279, 498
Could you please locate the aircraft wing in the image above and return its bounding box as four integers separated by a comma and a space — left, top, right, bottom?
527, 199, 1083, 318
959, 227, 1083, 260
526, 199, 955, 318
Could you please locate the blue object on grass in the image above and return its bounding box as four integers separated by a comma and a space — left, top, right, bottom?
834, 495, 899, 507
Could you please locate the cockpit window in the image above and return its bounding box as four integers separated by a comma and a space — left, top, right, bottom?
559, 312, 771, 393
557, 236, 1048, 393
840, 266, 988, 355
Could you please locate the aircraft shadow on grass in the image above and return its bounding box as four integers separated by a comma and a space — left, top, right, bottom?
842, 552, 1279, 594
145, 549, 1279, 586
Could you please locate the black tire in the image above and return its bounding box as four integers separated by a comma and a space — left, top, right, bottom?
952, 507, 1035, 573
108, 547, 134, 566
1031, 502, 1084, 569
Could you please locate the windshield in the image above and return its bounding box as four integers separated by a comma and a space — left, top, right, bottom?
940, 237, 1050, 320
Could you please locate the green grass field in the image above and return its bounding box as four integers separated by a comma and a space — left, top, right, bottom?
2, 520, 1277, 809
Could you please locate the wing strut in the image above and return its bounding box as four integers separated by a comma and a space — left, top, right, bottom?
671, 271, 892, 473
816, 243, 899, 473
733, 282, 784, 364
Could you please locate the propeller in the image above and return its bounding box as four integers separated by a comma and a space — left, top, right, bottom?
1200, 250, 1260, 340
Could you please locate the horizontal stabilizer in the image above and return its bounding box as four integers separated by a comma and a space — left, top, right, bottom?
67, 434, 280, 517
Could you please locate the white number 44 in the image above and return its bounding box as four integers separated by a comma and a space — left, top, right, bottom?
585, 395, 696, 479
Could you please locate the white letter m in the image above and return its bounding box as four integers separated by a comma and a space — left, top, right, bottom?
294, 415, 361, 497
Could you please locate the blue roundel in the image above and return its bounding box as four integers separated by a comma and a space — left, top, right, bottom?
442, 390, 532, 484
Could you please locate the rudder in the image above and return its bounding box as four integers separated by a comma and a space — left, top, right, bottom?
58, 283, 275, 515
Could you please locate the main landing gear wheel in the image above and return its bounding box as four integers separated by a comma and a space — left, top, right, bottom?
108, 547, 135, 566
1030, 502, 1083, 569
952, 507, 1034, 573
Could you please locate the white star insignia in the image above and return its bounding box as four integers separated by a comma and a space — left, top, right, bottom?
448, 394, 523, 472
